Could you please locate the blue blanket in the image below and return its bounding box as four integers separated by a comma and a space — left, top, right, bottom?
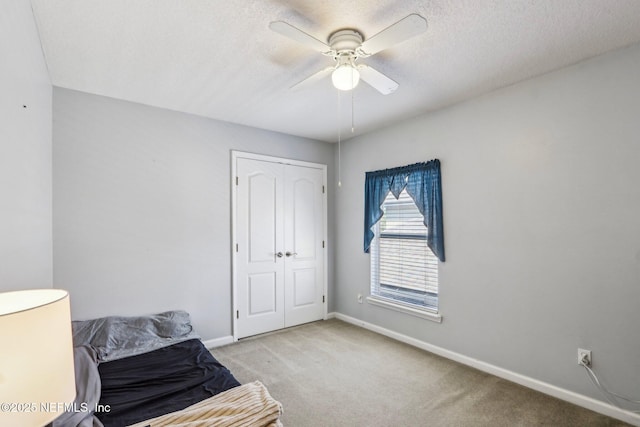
95, 339, 240, 427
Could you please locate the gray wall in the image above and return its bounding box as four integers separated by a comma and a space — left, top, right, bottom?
53, 88, 334, 340
0, 0, 52, 291
334, 42, 640, 404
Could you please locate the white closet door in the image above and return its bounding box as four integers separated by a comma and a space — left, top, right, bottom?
234, 154, 326, 339
283, 165, 325, 327
235, 158, 285, 338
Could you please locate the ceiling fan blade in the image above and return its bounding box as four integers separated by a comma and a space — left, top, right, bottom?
269, 21, 332, 54
359, 14, 427, 56
357, 64, 399, 95
290, 66, 334, 91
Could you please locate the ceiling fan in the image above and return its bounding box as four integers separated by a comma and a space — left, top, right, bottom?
269, 14, 428, 95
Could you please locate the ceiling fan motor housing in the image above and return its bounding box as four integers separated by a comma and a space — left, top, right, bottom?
328, 29, 363, 55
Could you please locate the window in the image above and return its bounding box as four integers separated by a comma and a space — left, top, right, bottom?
363, 160, 444, 321
370, 189, 439, 313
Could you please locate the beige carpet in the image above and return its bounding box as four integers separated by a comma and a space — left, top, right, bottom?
213, 319, 629, 427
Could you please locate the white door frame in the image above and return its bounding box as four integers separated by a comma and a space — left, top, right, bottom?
231, 150, 328, 341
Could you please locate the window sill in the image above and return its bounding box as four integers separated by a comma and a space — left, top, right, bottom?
366, 296, 442, 323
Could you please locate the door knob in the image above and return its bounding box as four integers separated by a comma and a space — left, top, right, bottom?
276, 252, 284, 258
285, 251, 297, 257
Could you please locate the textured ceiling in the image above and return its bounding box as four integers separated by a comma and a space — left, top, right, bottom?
31, 0, 640, 143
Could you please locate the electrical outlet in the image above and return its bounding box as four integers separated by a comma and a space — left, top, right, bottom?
357, 294, 363, 304
578, 348, 592, 367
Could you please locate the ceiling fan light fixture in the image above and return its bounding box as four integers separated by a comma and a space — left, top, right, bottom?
332, 64, 360, 91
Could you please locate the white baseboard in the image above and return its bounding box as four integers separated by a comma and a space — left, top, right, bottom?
203, 335, 234, 349
332, 312, 640, 426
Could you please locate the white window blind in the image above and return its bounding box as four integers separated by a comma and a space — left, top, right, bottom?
370, 189, 439, 311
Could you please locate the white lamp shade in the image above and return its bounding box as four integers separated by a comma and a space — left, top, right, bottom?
331, 64, 360, 91
0, 289, 76, 427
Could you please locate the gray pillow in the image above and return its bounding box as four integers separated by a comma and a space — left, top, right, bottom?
72, 310, 199, 362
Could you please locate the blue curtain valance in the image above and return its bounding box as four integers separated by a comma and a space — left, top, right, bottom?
363, 159, 445, 262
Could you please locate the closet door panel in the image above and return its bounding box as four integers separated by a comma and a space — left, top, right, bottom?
236, 159, 285, 338
283, 165, 324, 327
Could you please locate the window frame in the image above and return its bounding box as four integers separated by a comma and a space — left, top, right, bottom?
368, 189, 442, 323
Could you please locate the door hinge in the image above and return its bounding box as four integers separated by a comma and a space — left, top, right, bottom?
323, 295, 325, 303
236, 310, 239, 319
322, 185, 325, 194
322, 240, 325, 248
236, 176, 239, 186
236, 243, 238, 252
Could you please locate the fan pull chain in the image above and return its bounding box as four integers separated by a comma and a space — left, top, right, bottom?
351, 83, 355, 133
337, 89, 342, 188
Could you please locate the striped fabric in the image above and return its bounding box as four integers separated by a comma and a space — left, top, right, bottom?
127, 381, 283, 427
